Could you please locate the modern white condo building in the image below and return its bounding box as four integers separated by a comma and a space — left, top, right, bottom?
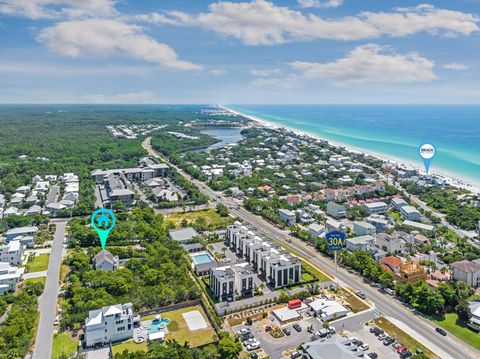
224, 222, 301, 289
209, 263, 255, 302
83, 303, 134, 348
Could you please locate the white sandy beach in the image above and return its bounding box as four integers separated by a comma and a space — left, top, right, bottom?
223, 106, 480, 195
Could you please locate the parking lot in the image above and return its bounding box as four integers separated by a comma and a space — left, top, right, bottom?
234, 314, 328, 359
344, 326, 398, 359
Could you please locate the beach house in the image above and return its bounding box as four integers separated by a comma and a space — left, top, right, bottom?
83, 303, 134, 348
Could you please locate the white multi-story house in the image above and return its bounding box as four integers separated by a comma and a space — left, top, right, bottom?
451, 260, 480, 288
326, 202, 346, 219
0, 241, 24, 266
376, 233, 404, 254
83, 303, 134, 348
362, 201, 388, 215
353, 221, 376, 236
391, 198, 408, 210
6, 226, 38, 248
225, 222, 301, 290
278, 209, 296, 226
0, 262, 24, 294
400, 205, 421, 221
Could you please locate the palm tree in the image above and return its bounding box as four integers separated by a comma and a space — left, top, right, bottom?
322, 321, 330, 330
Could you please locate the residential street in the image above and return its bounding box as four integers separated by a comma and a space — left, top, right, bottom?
142, 137, 480, 359
33, 219, 68, 359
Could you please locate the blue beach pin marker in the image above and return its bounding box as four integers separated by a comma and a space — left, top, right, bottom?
418, 143, 436, 175
91, 208, 116, 251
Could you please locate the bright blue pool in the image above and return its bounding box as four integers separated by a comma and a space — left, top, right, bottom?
191, 252, 214, 265
148, 318, 170, 334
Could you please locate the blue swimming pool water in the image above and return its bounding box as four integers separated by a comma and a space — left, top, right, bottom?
148, 318, 170, 334
192, 253, 214, 265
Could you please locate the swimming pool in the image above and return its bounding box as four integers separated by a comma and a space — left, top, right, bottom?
148, 318, 170, 334
191, 252, 214, 265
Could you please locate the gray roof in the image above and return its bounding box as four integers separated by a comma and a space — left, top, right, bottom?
347, 235, 375, 245
451, 260, 480, 273
93, 250, 117, 266
168, 227, 199, 242
301, 336, 364, 358
6, 226, 38, 235
182, 243, 204, 251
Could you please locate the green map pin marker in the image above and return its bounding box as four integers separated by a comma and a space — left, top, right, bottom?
91, 208, 116, 251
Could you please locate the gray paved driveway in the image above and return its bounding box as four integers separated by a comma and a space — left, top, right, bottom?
32, 219, 68, 359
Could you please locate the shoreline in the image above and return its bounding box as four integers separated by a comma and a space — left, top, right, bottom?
224, 106, 480, 195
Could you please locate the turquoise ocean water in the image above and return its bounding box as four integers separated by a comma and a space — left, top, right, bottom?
227, 105, 480, 186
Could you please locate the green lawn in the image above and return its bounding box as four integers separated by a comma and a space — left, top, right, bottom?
25, 276, 46, 286
26, 254, 50, 272
112, 340, 147, 356
432, 313, 480, 350
142, 305, 217, 348
301, 272, 314, 282
52, 333, 78, 359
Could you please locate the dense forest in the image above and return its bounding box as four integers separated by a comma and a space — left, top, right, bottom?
0, 105, 227, 214
402, 183, 480, 231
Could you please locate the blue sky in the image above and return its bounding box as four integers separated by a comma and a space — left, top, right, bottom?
0, 0, 479, 104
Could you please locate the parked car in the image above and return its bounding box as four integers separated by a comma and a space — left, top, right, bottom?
329, 326, 336, 334
397, 345, 408, 353
383, 337, 395, 346
237, 328, 250, 335
400, 351, 412, 358
241, 333, 254, 341
291, 351, 302, 359
378, 333, 387, 340
246, 342, 260, 351
367, 353, 378, 359
243, 338, 257, 345
359, 344, 369, 351
283, 327, 291, 336
384, 288, 394, 296
348, 337, 359, 344
293, 323, 302, 332
249, 353, 258, 359
370, 326, 379, 334
435, 327, 447, 336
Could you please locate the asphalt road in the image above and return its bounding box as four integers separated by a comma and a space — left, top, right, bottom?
142, 138, 480, 359
33, 219, 68, 359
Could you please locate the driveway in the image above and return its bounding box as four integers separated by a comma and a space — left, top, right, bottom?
32, 219, 68, 359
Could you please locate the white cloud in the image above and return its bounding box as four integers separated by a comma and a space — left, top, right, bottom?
443, 62, 470, 70
37, 19, 202, 71
0, 0, 117, 19
298, 0, 343, 9
289, 44, 438, 84
167, 1, 479, 45
249, 68, 283, 77
209, 69, 227, 76
82, 91, 159, 104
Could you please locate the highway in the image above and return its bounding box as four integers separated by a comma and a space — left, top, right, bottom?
143, 137, 480, 359
33, 219, 68, 359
